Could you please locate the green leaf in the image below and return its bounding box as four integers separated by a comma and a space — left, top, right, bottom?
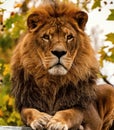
110, 54, 114, 62
0, 118, 7, 125
105, 55, 114, 63
92, 0, 101, 9
105, 33, 114, 43
107, 9, 114, 20
109, 47, 114, 53
99, 46, 108, 67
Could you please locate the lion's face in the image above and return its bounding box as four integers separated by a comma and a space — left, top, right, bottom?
16, 2, 98, 82
33, 20, 78, 75
25, 3, 89, 76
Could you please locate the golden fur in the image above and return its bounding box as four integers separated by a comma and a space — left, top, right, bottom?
11, 2, 114, 130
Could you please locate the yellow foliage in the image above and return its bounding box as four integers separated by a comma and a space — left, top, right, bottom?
3, 64, 10, 76
3, 95, 14, 106
0, 63, 22, 125
0, 109, 3, 116
14, 3, 22, 8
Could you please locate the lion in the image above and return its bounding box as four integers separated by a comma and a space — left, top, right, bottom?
11, 2, 114, 130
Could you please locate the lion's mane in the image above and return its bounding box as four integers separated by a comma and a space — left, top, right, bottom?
11, 2, 99, 115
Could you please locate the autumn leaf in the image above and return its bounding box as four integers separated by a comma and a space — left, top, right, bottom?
0, 109, 3, 117
14, 3, 22, 8
105, 33, 114, 44
92, 0, 101, 9
107, 9, 114, 20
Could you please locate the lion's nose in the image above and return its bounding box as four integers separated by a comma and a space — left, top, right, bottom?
51, 50, 67, 58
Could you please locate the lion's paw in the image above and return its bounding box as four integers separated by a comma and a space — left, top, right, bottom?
30, 113, 52, 130
47, 119, 68, 130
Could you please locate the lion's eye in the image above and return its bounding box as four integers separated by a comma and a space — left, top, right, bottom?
42, 34, 50, 41
67, 34, 74, 41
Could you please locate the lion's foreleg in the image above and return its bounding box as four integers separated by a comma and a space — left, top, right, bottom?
47, 108, 84, 130
21, 108, 52, 130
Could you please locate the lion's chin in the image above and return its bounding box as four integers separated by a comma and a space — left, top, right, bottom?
48, 65, 68, 75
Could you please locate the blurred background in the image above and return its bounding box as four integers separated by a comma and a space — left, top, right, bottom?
0, 0, 114, 126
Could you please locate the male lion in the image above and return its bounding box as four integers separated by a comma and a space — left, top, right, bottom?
11, 2, 114, 130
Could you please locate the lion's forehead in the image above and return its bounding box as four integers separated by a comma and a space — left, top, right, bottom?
40, 19, 76, 36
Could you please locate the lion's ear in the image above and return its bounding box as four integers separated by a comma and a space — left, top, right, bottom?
27, 13, 39, 31
75, 11, 88, 30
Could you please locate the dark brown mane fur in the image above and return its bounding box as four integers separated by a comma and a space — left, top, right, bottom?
11, 2, 99, 115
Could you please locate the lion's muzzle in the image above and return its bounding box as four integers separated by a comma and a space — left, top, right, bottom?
48, 50, 68, 75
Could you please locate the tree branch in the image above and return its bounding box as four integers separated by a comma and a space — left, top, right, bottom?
100, 73, 114, 86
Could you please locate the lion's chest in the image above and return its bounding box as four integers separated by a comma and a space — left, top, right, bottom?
34, 84, 78, 115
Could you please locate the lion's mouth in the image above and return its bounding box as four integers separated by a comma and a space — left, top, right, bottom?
49, 62, 67, 70
48, 62, 68, 75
